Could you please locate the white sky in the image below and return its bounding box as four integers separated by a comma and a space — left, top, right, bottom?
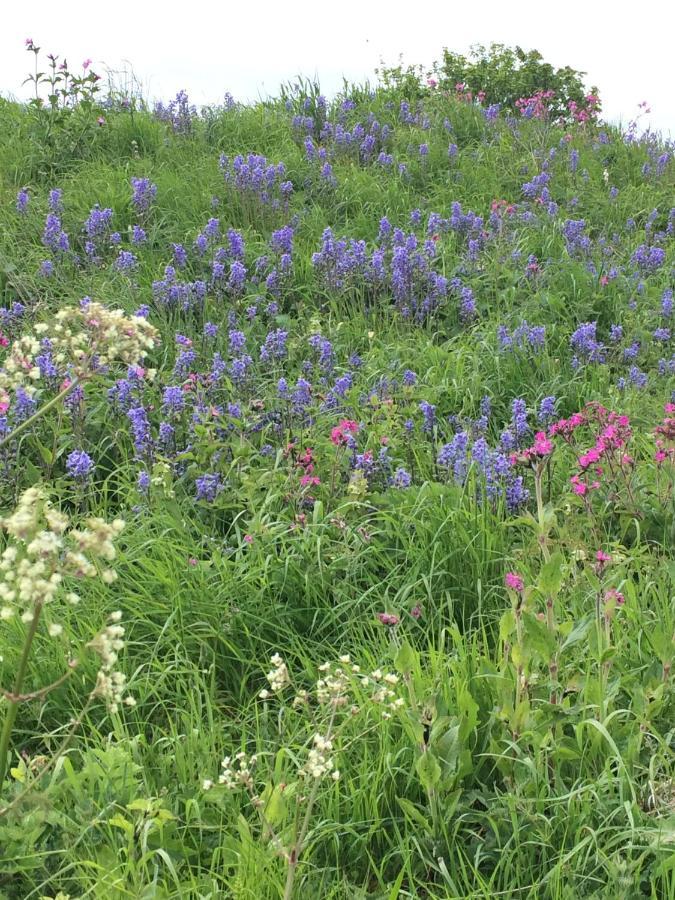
1, 0, 673, 135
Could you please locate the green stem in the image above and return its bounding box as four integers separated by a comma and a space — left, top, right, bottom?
0, 694, 94, 817
0, 379, 78, 452
283, 705, 338, 900
0, 602, 43, 792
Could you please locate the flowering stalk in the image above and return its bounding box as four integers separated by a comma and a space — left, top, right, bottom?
283, 703, 338, 900
0, 488, 131, 800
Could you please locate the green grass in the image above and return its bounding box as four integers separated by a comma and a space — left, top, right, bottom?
0, 73, 673, 899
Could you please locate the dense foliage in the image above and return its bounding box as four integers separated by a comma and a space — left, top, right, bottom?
0, 43, 673, 899
437, 43, 600, 120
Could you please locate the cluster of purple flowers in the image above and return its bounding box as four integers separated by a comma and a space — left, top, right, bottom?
220, 153, 293, 209
131, 177, 157, 214
497, 321, 546, 353
153, 90, 197, 134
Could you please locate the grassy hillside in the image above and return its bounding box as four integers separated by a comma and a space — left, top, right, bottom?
0, 66, 673, 899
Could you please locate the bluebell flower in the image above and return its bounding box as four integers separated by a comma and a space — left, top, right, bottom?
66, 449, 94, 480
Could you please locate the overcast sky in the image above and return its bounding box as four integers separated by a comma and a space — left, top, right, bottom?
1, 1, 673, 135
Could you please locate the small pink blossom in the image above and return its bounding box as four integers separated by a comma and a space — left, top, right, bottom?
330, 419, 359, 446
243, 534, 253, 544
378, 612, 400, 626
505, 572, 524, 592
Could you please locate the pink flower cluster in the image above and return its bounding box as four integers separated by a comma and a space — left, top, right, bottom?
296, 446, 321, 488
330, 419, 359, 447
454, 84, 485, 104
515, 90, 555, 119
491, 199, 516, 216
570, 408, 632, 496
655, 403, 675, 465
548, 411, 586, 440
505, 572, 525, 592
568, 93, 600, 124
510, 431, 554, 466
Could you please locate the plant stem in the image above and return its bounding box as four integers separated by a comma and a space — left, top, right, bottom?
283, 705, 337, 900
0, 379, 79, 452
0, 694, 94, 817
0, 602, 43, 792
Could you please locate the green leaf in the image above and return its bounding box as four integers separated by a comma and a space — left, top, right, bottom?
415, 750, 441, 791
456, 684, 479, 742
394, 641, 418, 674
396, 797, 432, 834
538, 552, 565, 598
434, 722, 461, 780
499, 608, 515, 643
560, 615, 593, 652
108, 814, 134, 834
523, 611, 557, 661
260, 782, 287, 827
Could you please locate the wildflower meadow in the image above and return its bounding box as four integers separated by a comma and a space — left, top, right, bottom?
0, 40, 673, 899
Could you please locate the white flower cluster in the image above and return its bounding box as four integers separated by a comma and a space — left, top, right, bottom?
207, 751, 258, 791
304, 733, 340, 781
0, 302, 159, 395
204, 654, 406, 798
315, 656, 358, 707
259, 652, 289, 698
363, 668, 405, 718
0, 488, 124, 623
88, 612, 134, 713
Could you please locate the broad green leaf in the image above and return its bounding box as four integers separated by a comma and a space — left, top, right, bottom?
415, 750, 441, 791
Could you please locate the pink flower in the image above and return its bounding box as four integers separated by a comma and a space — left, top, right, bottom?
330, 419, 359, 446
243, 534, 253, 544
532, 431, 554, 456
83, 58, 92, 69
97, 116, 106, 126
378, 612, 400, 626
188, 557, 198, 566
571, 475, 587, 495
410, 605, 422, 620
604, 588, 625, 606
300, 475, 321, 487
505, 572, 524, 592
